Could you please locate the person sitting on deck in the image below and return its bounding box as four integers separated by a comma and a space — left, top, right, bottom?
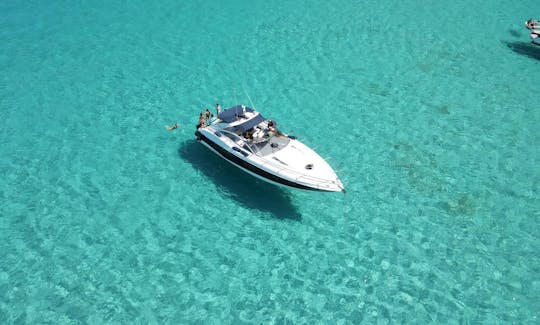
268, 120, 276, 131
268, 120, 280, 135
242, 130, 254, 140
267, 119, 285, 137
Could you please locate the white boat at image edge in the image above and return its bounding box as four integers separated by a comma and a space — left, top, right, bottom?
194, 105, 345, 192
525, 19, 540, 45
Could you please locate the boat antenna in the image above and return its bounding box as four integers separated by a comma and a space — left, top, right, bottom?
242, 85, 256, 110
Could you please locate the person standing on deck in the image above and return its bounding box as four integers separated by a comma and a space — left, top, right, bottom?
197, 113, 205, 128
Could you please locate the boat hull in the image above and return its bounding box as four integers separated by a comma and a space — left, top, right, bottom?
195, 130, 343, 192
531, 33, 540, 45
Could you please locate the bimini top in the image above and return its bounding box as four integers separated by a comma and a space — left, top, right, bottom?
218, 105, 255, 123
234, 114, 266, 132
218, 105, 266, 132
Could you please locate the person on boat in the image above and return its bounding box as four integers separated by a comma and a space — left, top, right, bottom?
267, 119, 285, 137
246, 130, 254, 140
198, 113, 205, 128
166, 123, 178, 131
268, 120, 277, 132
207, 114, 215, 125
266, 120, 277, 137
204, 108, 211, 121
216, 103, 221, 115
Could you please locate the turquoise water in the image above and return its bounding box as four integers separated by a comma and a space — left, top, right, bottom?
1, 0, 539, 323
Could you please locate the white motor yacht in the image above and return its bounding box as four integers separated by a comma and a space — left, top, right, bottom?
195, 105, 345, 192
525, 19, 540, 45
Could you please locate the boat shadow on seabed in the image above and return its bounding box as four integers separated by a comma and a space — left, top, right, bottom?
178, 140, 302, 220
504, 41, 540, 61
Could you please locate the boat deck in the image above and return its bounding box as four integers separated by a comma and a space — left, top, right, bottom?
252, 136, 291, 156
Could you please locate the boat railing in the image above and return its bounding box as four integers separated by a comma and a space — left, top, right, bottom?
256, 158, 339, 185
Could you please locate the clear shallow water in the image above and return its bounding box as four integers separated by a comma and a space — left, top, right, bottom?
1, 0, 539, 323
